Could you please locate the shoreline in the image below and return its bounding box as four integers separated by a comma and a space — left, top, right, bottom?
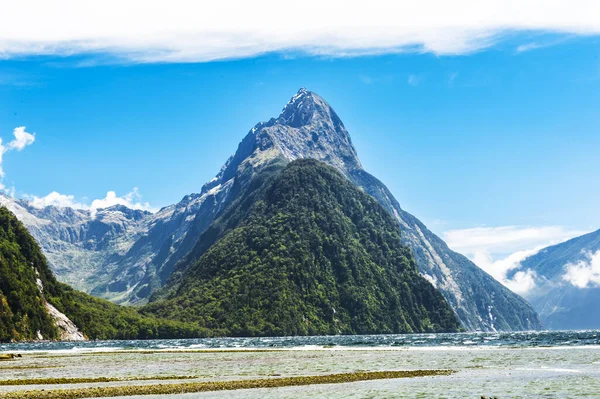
4, 344, 600, 357
0, 344, 598, 398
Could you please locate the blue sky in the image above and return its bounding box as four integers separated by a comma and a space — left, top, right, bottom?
2, 36, 598, 229
1, 3, 599, 293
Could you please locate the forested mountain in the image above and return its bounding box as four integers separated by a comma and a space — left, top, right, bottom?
149, 88, 540, 331
0, 206, 203, 342
514, 229, 600, 329
143, 160, 459, 336
2, 88, 541, 331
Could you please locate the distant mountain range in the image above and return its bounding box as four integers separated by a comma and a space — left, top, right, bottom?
1, 88, 541, 332
514, 229, 600, 329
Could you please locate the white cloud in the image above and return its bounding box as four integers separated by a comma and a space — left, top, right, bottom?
516, 42, 544, 53
444, 225, 587, 294
562, 250, 600, 288
7, 127, 36, 151
29, 188, 157, 217
515, 36, 571, 53
1, 1, 599, 62
0, 126, 155, 218
0, 140, 6, 178
470, 246, 541, 294
89, 188, 156, 217
0, 126, 36, 179
29, 191, 87, 209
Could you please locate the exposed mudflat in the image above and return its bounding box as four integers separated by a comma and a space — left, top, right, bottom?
0, 341, 599, 398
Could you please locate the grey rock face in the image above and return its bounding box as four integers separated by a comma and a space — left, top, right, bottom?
164, 88, 541, 331
3, 88, 542, 331
0, 195, 152, 301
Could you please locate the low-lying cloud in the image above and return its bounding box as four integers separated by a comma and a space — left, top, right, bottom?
1, 1, 600, 62
562, 250, 600, 288
444, 225, 587, 294
29, 192, 87, 210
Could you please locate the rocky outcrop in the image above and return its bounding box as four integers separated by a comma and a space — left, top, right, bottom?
44, 302, 86, 341
36, 275, 86, 341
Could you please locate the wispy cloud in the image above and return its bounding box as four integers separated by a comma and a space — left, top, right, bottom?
407, 74, 423, 86
516, 42, 545, 53
358, 73, 394, 85
1, 1, 599, 63
515, 36, 572, 53
447, 72, 459, 87
358, 74, 375, 85
444, 225, 587, 294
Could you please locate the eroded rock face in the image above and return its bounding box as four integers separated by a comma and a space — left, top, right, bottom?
36, 275, 85, 341
44, 302, 86, 341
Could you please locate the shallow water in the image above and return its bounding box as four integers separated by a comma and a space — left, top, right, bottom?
1, 331, 600, 398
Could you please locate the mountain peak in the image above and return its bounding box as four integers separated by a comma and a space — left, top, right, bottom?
265, 88, 362, 172
277, 88, 331, 128
287, 87, 310, 105
205, 88, 362, 189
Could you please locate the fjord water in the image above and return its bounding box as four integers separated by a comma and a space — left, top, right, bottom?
2, 331, 600, 399
2, 330, 600, 352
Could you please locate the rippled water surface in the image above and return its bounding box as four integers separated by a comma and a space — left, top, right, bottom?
2, 330, 600, 353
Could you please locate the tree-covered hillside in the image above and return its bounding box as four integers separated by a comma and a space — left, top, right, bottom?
0, 207, 204, 342
143, 160, 459, 336
0, 207, 57, 341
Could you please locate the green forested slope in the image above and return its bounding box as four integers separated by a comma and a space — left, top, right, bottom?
143, 160, 459, 336
0, 207, 203, 342
0, 207, 57, 341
